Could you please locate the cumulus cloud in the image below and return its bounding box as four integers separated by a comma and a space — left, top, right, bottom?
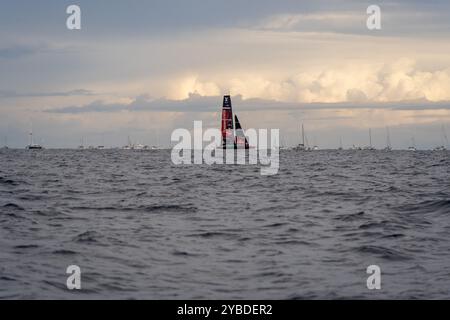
260, 59, 450, 102
168, 59, 450, 103
2, 1, 450, 148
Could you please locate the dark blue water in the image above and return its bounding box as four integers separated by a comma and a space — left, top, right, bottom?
0, 149, 449, 299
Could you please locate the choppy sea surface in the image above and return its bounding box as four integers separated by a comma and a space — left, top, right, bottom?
0, 149, 449, 299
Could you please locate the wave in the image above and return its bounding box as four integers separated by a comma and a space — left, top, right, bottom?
72, 230, 103, 244
398, 199, 450, 215
52, 249, 78, 255
140, 204, 198, 213
2, 203, 25, 211
356, 245, 411, 261
68, 204, 197, 214
263, 222, 288, 228
335, 211, 365, 221
171, 250, 203, 257
13, 244, 39, 249
0, 177, 18, 186
381, 233, 405, 239
188, 231, 234, 239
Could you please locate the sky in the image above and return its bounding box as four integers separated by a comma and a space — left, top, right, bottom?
1, 0, 450, 149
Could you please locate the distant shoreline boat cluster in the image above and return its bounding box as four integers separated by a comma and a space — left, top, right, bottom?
1, 96, 449, 152
289, 122, 448, 152
76, 136, 160, 151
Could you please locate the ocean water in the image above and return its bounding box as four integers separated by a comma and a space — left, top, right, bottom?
0, 149, 449, 299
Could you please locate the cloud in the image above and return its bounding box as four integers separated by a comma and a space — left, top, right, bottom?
45, 92, 450, 115
255, 12, 363, 33
251, 6, 450, 37
0, 44, 45, 59
45, 93, 227, 114
0, 89, 96, 99
168, 59, 450, 104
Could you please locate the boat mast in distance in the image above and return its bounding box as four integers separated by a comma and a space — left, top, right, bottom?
434, 124, 448, 151
78, 137, 85, 149
311, 133, 319, 150
443, 125, 449, 149
26, 123, 43, 150
408, 137, 417, 151
384, 127, 392, 151
294, 123, 306, 150
364, 128, 375, 150
2, 136, 8, 149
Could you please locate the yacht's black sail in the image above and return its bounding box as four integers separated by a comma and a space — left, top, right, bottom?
234, 114, 249, 149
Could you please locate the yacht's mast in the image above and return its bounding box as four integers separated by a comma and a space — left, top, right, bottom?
156, 129, 159, 147
386, 127, 391, 148
29, 124, 34, 146
442, 124, 449, 148
302, 124, 305, 146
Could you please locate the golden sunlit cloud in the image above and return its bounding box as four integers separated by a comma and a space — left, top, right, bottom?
166, 59, 450, 103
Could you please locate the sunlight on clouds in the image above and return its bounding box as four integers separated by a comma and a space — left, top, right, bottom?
2, 2, 450, 148
256, 12, 363, 31
168, 76, 221, 100
168, 59, 450, 103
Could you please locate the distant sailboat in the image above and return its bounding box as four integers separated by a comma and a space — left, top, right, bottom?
279, 135, 287, 150
97, 134, 106, 149
133, 143, 145, 150
220, 95, 249, 149
311, 135, 319, 151
443, 125, 449, 149
408, 137, 417, 151
122, 135, 147, 150
433, 145, 446, 151
2, 136, 8, 149
364, 128, 375, 150
338, 137, 343, 150
304, 134, 311, 150
294, 124, 306, 151
78, 137, 85, 149
26, 125, 43, 150
433, 124, 448, 151
150, 129, 160, 150
123, 136, 133, 150
384, 127, 392, 151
